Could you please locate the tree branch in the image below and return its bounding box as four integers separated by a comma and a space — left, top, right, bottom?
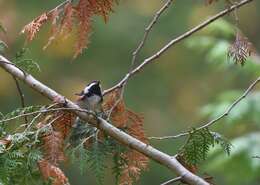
106, 0, 175, 122
130, 0, 174, 71
0, 55, 209, 185
161, 176, 182, 185
103, 0, 254, 95
149, 77, 260, 140
12, 76, 28, 123
0, 106, 93, 123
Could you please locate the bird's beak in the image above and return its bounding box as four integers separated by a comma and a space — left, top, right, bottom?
75, 91, 85, 101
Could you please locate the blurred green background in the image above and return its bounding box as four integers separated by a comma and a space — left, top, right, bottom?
1, 0, 260, 184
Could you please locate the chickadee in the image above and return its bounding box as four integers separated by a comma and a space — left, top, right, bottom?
75, 80, 103, 113
70, 81, 104, 146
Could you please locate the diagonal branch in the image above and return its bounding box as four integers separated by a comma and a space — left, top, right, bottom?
0, 55, 209, 185
149, 77, 260, 140
130, 0, 174, 71
107, 0, 175, 118
103, 0, 254, 95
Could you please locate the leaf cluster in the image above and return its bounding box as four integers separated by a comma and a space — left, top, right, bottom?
180, 128, 231, 165
0, 133, 43, 185
21, 0, 118, 58
0, 90, 149, 185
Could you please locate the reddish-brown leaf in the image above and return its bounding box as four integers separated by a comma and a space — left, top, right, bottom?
52, 111, 76, 139
43, 8, 60, 50
38, 159, 70, 185
60, 2, 74, 36
103, 89, 128, 128
118, 111, 149, 185
21, 13, 48, 42
42, 130, 66, 165
74, 0, 93, 58
228, 32, 254, 66
103, 90, 149, 185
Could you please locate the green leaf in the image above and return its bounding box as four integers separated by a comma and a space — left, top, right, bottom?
0, 22, 6, 33
207, 132, 260, 180
0, 144, 6, 154
1, 105, 42, 123
87, 141, 109, 185
181, 128, 232, 165
211, 132, 232, 155
13, 48, 41, 72
181, 128, 215, 165
0, 41, 8, 53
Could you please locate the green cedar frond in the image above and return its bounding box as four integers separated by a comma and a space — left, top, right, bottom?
2, 105, 43, 122
13, 48, 41, 72
181, 128, 232, 166
181, 128, 215, 165
87, 141, 110, 185
211, 132, 232, 155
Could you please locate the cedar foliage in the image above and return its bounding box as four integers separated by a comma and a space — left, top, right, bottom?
228, 32, 254, 66
0, 89, 149, 185
179, 128, 232, 166
103, 90, 149, 185
21, 0, 118, 58
38, 159, 69, 185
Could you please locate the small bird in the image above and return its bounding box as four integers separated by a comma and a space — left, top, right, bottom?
75, 80, 103, 113
69, 80, 104, 146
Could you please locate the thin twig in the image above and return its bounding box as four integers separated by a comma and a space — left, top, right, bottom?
149, 77, 260, 140
48, 0, 72, 15
103, 0, 254, 95
23, 103, 58, 133
130, 0, 174, 71
12, 76, 28, 123
33, 115, 63, 144
106, 0, 175, 116
0, 107, 94, 123
106, 88, 124, 120
161, 177, 182, 185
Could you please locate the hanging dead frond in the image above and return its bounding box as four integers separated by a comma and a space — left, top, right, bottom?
42, 130, 66, 165
103, 89, 128, 128
118, 111, 149, 185
103, 90, 149, 185
74, 0, 93, 58
43, 8, 60, 50
21, 13, 48, 42
60, 2, 74, 36
38, 159, 70, 185
228, 32, 254, 66
88, 0, 115, 22
52, 111, 76, 139
21, 0, 117, 58
38, 109, 75, 165
127, 110, 147, 143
